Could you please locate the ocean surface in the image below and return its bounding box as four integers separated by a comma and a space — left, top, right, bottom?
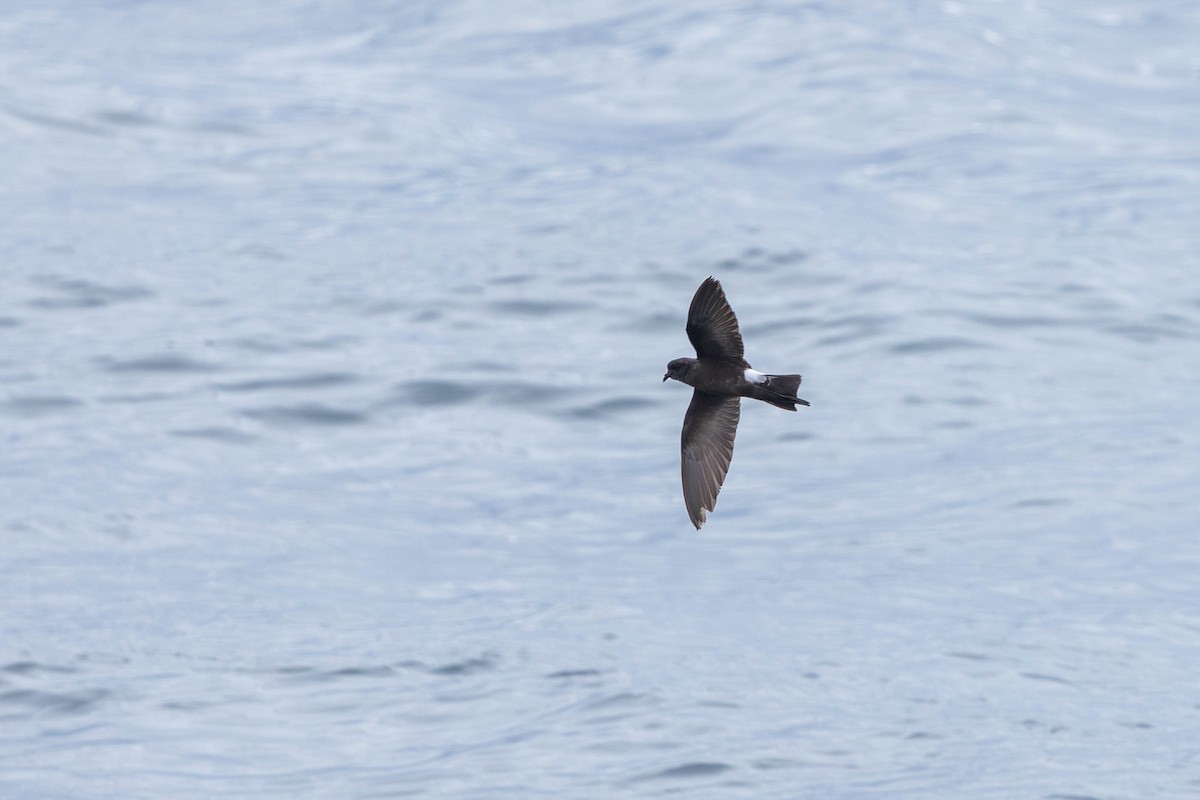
3, 2, 1199, 798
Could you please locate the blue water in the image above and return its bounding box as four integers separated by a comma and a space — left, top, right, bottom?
3, 2, 1199, 797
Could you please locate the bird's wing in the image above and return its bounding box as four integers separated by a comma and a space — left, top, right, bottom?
686, 277, 744, 361
681, 391, 741, 529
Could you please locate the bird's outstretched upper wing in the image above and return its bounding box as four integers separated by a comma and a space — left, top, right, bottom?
686, 277, 745, 361
681, 390, 741, 529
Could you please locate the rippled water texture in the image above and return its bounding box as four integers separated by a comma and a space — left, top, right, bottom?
3, 2, 1199, 798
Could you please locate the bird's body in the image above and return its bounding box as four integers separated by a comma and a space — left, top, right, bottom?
666, 358, 805, 411
663, 277, 809, 529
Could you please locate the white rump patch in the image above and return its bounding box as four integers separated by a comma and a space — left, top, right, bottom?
744, 368, 768, 385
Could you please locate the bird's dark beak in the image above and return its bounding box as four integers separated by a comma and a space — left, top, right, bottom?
662, 373, 670, 382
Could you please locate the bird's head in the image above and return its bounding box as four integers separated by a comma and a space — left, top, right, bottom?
663, 358, 695, 383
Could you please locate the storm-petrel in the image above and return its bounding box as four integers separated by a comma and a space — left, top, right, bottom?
663, 277, 809, 529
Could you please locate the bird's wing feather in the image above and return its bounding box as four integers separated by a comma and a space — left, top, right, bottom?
686, 277, 744, 361
681, 391, 741, 529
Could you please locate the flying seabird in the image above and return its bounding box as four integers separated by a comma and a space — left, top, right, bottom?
663, 277, 809, 529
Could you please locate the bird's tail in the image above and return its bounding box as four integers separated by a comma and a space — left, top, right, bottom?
750, 374, 810, 411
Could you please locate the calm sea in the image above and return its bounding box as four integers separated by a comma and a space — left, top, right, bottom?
3, 2, 1199, 798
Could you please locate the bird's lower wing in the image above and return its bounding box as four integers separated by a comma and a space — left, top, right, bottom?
681, 391, 741, 529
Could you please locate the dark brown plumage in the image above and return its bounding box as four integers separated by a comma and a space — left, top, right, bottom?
664, 277, 809, 529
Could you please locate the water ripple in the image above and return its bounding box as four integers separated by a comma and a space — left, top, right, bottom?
1, 395, 84, 417
424, 653, 499, 677
100, 355, 219, 374
275, 665, 396, 683
391, 379, 571, 409
488, 299, 590, 316
631, 761, 734, 782
169, 426, 258, 444
214, 372, 359, 393
395, 379, 474, 407
545, 668, 604, 680
2, 661, 78, 676
564, 396, 658, 420
889, 337, 990, 355
241, 404, 368, 427
4, 104, 109, 136
812, 313, 897, 347
274, 654, 501, 682
0, 688, 110, 717
28, 276, 153, 309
